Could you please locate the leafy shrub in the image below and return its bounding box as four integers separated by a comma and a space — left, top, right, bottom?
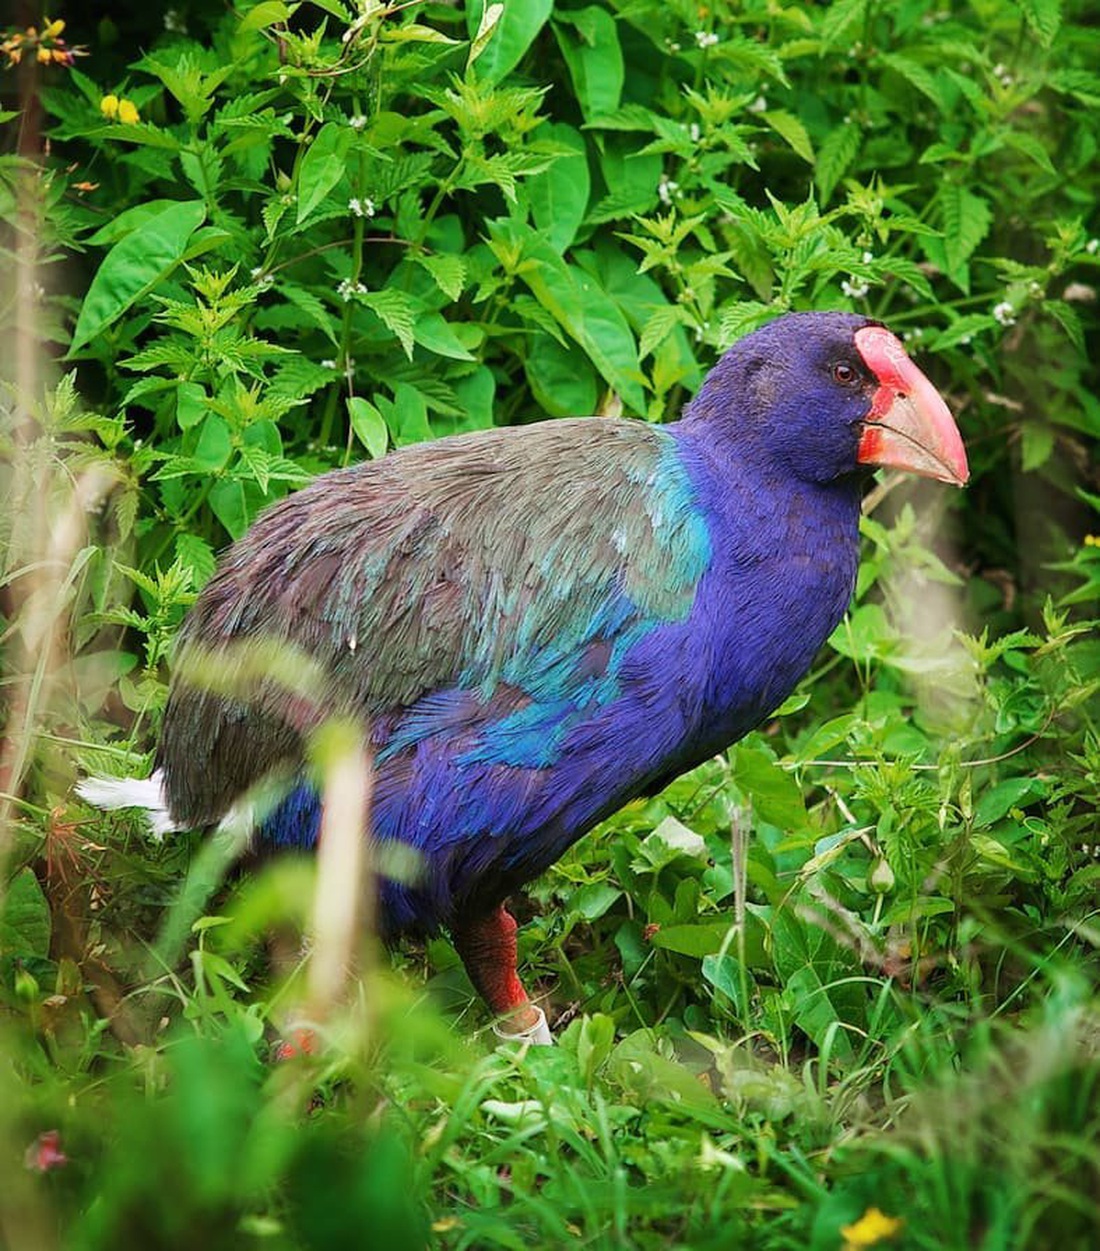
1, 0, 1098, 1246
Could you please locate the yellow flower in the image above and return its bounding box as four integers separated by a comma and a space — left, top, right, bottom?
43, 18, 65, 38
37, 45, 51, 63
840, 1206, 904, 1250
117, 98, 140, 125
100, 94, 119, 119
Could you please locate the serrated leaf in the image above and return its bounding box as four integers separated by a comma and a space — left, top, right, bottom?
761, 110, 814, 163
639, 304, 693, 360
815, 121, 861, 202
931, 312, 996, 352
413, 253, 467, 301
939, 184, 992, 278
1018, 0, 1062, 47
359, 289, 417, 359
878, 52, 949, 112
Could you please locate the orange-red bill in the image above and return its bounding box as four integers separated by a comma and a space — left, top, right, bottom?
854, 325, 969, 486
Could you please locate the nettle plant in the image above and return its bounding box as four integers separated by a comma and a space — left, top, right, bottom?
1, 0, 1095, 1052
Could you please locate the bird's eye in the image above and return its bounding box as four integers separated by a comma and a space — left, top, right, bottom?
832, 361, 857, 386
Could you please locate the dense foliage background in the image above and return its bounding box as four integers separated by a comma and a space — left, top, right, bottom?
1, 0, 1098, 1246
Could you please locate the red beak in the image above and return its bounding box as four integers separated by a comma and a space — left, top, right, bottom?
854, 326, 969, 486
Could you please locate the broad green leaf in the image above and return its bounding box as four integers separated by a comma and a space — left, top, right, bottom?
191, 414, 233, 471
553, 7, 625, 122
176, 381, 207, 430
731, 746, 808, 829
650, 923, 734, 958
973, 777, 1047, 828
527, 122, 590, 253
347, 396, 389, 458
297, 122, 352, 224
0, 868, 51, 959
524, 334, 598, 416
489, 221, 645, 411
466, 0, 553, 84
377, 383, 432, 447
70, 200, 206, 353
412, 312, 476, 361
239, 1, 290, 33
702, 953, 753, 1013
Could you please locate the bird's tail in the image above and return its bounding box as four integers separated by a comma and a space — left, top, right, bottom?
75, 768, 180, 839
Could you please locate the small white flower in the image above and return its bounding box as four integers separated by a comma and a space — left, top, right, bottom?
1086, 238, 1099, 255
349, 197, 367, 217
164, 8, 185, 33
250, 266, 263, 279
695, 30, 719, 48
862, 250, 874, 264
321, 359, 337, 370
993, 300, 1016, 326
748, 95, 768, 113
689, 122, 701, 142
349, 114, 368, 130
668, 41, 681, 53
337, 278, 369, 302
657, 175, 680, 206
1028, 280, 1043, 297
841, 276, 870, 300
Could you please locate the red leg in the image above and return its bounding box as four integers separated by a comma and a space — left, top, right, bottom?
451, 904, 545, 1036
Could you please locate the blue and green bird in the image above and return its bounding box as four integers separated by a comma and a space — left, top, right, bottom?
81, 312, 968, 1043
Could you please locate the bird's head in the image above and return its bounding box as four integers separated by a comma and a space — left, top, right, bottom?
686, 311, 969, 488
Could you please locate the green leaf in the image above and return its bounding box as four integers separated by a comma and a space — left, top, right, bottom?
0, 868, 51, 960
524, 334, 598, 416
70, 200, 206, 353
347, 397, 389, 458
359, 289, 417, 359
489, 221, 645, 411
297, 122, 352, 224
761, 110, 814, 163
815, 121, 861, 202
466, 0, 553, 84
731, 746, 808, 829
1017, 0, 1062, 47
176, 381, 207, 430
239, 1, 290, 33
650, 923, 734, 958
553, 7, 625, 122
938, 184, 992, 283
702, 953, 753, 1013
412, 312, 476, 361
527, 122, 590, 253
413, 253, 467, 302
973, 777, 1047, 828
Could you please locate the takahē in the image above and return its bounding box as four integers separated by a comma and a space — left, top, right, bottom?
80, 312, 968, 1044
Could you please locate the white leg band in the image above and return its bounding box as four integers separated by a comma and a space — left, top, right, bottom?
493, 1004, 553, 1046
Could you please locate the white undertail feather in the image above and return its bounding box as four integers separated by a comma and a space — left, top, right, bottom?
76, 767, 256, 840
75, 768, 179, 839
